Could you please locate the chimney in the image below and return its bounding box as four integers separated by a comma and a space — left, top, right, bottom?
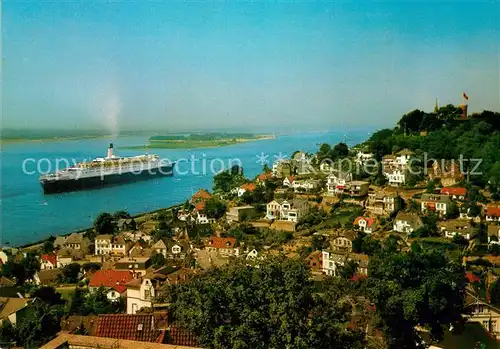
107, 143, 114, 158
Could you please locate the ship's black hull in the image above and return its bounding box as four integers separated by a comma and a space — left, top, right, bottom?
40, 164, 174, 194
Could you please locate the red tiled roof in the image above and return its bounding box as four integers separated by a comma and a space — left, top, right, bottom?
205, 236, 237, 249
466, 271, 480, 283
440, 187, 466, 196
88, 270, 134, 294
487, 207, 500, 218
285, 176, 296, 183
257, 172, 272, 181
195, 202, 205, 212
168, 326, 199, 347
41, 253, 57, 266
240, 183, 256, 192
92, 314, 161, 342
191, 189, 212, 201
353, 216, 376, 227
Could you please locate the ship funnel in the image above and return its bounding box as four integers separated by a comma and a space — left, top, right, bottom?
107, 143, 114, 158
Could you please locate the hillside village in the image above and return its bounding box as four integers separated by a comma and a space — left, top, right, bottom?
2, 106, 500, 348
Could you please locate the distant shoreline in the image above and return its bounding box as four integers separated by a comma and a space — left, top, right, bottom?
0, 134, 115, 146
122, 134, 275, 150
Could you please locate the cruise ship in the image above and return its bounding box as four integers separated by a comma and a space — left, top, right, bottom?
39, 143, 175, 194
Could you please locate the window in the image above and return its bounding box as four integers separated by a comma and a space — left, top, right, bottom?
144, 289, 151, 300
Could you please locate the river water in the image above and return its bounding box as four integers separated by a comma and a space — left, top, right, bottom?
0, 130, 370, 246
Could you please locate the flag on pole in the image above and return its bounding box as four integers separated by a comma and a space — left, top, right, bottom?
463, 92, 469, 100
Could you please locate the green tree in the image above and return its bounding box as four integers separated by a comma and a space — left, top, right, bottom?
16, 301, 62, 347
59, 263, 81, 284
311, 235, 329, 251
32, 286, 65, 306
82, 262, 102, 273
167, 258, 365, 349
93, 212, 116, 235
204, 198, 227, 219
151, 252, 166, 268
368, 250, 466, 348
446, 201, 460, 219
338, 260, 359, 279
42, 240, 54, 254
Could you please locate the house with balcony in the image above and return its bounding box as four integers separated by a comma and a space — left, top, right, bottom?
331, 230, 356, 252
393, 212, 424, 234
440, 187, 467, 200
292, 179, 321, 192
326, 171, 353, 195
465, 289, 500, 340
321, 250, 369, 277
95, 235, 130, 256
428, 159, 464, 187
346, 181, 370, 197
421, 193, 451, 216
266, 199, 311, 223
366, 191, 402, 215
205, 236, 239, 257
438, 219, 475, 240
355, 150, 374, 165
394, 148, 415, 168
114, 257, 151, 278
383, 168, 407, 187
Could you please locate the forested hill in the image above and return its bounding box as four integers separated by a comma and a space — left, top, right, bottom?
365, 105, 500, 193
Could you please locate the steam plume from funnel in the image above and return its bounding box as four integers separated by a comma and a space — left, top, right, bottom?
101, 89, 121, 140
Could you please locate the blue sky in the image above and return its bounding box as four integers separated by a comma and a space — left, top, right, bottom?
2, 1, 499, 133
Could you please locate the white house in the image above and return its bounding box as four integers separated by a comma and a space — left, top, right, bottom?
394, 149, 414, 168
40, 254, 58, 270
0, 250, 9, 264
366, 192, 402, 215
353, 216, 377, 234
266, 199, 311, 223
245, 249, 261, 260
438, 220, 474, 240
292, 179, 320, 192
356, 151, 374, 165
283, 176, 296, 188
486, 207, 500, 222
88, 270, 134, 302
421, 194, 451, 216
205, 236, 240, 257
384, 168, 406, 187
326, 172, 353, 195
126, 277, 156, 314
95, 235, 112, 255
321, 250, 369, 277
393, 213, 424, 234
94, 235, 129, 256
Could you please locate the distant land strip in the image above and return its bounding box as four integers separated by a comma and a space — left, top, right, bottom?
122, 133, 274, 150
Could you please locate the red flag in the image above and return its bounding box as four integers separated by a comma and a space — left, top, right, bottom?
463, 92, 469, 100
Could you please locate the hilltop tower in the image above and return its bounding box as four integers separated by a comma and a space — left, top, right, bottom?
433, 98, 439, 113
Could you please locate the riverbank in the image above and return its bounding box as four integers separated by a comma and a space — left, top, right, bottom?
16, 203, 183, 250
122, 134, 275, 150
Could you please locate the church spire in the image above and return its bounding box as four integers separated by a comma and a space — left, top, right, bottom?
434, 97, 439, 113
